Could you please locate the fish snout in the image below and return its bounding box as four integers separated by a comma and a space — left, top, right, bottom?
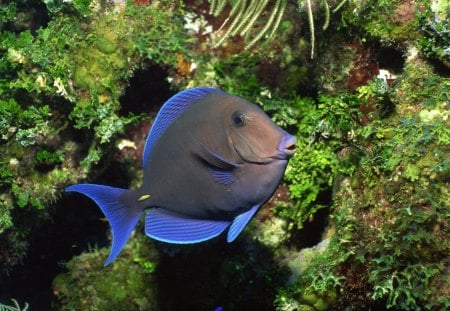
278, 134, 296, 158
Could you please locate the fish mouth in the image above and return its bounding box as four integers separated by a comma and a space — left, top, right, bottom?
275, 134, 296, 159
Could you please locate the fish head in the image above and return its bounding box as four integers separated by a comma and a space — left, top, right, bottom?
226, 99, 296, 164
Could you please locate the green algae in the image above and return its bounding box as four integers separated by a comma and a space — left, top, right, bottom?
52, 235, 159, 310
0, 0, 189, 272
274, 53, 449, 311
417, 0, 450, 68
272, 4, 449, 306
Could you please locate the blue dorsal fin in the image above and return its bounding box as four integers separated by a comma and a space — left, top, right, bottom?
145, 209, 231, 244
142, 87, 225, 168
227, 205, 260, 242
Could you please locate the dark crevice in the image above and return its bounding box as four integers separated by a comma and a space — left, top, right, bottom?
155, 240, 285, 311
373, 46, 406, 74
289, 188, 332, 249
0, 193, 108, 309
120, 64, 174, 116
2, 0, 49, 34
428, 58, 450, 77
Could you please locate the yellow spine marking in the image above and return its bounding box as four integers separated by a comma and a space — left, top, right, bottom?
138, 194, 151, 202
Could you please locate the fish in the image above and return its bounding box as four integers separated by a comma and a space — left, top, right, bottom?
66, 87, 296, 265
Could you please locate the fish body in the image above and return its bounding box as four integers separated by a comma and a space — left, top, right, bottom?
67, 87, 296, 265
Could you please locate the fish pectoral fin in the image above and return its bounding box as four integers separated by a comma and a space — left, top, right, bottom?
201, 149, 238, 170
208, 167, 237, 185
227, 205, 260, 242
145, 209, 231, 244
200, 148, 238, 185
190, 134, 239, 171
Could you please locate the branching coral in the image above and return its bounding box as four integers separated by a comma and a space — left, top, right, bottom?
209, 0, 348, 57
211, 0, 288, 50
0, 299, 28, 311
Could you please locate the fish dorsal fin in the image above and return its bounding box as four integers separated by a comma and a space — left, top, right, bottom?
145, 209, 231, 243
142, 87, 225, 168
227, 204, 260, 242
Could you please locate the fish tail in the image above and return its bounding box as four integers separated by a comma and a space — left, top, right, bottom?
66, 184, 143, 266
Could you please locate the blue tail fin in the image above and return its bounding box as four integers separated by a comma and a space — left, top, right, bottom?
66, 184, 142, 266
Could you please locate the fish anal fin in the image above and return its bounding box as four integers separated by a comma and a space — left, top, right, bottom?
227, 205, 260, 242
145, 209, 230, 244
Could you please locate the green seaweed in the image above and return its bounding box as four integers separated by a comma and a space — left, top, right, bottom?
275, 55, 449, 310
0, 0, 189, 272
417, 7, 450, 67
265, 92, 360, 230
52, 235, 158, 310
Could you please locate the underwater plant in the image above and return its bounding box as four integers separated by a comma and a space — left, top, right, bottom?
0, 299, 28, 311
210, 0, 288, 50
208, 0, 349, 57
416, 1, 450, 68
52, 235, 159, 310
274, 50, 450, 310
0, 0, 189, 272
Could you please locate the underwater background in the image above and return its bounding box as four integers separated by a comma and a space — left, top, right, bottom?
0, 0, 449, 310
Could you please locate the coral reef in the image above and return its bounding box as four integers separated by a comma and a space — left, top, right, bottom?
0, 0, 188, 273
275, 58, 449, 309
52, 235, 158, 310
0, 0, 448, 310
273, 1, 450, 309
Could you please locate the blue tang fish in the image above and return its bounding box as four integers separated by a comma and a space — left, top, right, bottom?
66, 87, 296, 265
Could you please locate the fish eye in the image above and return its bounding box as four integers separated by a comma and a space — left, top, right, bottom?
231, 111, 246, 127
